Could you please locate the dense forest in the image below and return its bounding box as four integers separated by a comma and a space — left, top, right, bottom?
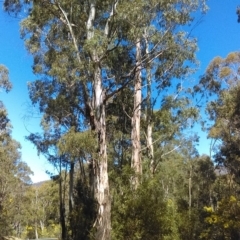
1, 0, 240, 239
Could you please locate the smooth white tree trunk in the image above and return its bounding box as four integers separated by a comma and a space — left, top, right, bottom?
131, 39, 142, 187
145, 34, 154, 174
35, 221, 39, 239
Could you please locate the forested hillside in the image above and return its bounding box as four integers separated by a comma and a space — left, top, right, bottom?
1, 0, 240, 239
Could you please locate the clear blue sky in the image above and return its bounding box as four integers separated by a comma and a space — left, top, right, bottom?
0, 1, 240, 182
0, 9, 56, 182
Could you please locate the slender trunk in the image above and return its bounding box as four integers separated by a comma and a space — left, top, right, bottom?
40, 220, 44, 231
147, 121, 154, 173
34, 189, 39, 239
59, 159, 66, 240
189, 165, 192, 214
86, 2, 111, 238
35, 220, 38, 239
188, 176, 192, 209
69, 162, 74, 214
131, 39, 142, 187
69, 161, 74, 239
145, 39, 154, 174
93, 63, 111, 240
40, 220, 44, 234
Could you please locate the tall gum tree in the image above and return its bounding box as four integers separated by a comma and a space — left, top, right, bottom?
131, 38, 142, 187
0, 67, 33, 237
85, 1, 110, 237
3, 1, 133, 239
199, 52, 240, 181
3, 0, 207, 238
118, 0, 208, 179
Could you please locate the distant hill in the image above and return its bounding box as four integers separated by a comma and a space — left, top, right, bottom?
32, 180, 50, 188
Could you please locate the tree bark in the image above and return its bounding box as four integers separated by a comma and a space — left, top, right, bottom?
69, 161, 74, 214
145, 33, 154, 174
34, 189, 39, 239
35, 221, 39, 240
68, 161, 74, 239
86, 2, 111, 238
93, 63, 111, 240
189, 165, 192, 213
40, 220, 44, 233
131, 39, 142, 187
59, 160, 66, 240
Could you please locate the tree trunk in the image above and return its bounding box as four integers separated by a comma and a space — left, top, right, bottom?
35, 189, 39, 239
69, 161, 74, 238
145, 34, 154, 174
189, 165, 192, 214
40, 220, 44, 234
131, 39, 142, 187
35, 221, 39, 239
86, 2, 111, 238
69, 162, 74, 214
59, 160, 66, 240
93, 63, 111, 240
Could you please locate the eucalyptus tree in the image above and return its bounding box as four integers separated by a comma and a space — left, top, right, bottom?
23, 181, 60, 239
148, 94, 199, 174
3, 0, 207, 238
0, 140, 33, 237
4, 1, 132, 237
0, 69, 33, 237
198, 52, 240, 182
0, 65, 12, 136
4, 2, 133, 237
27, 77, 86, 215
116, 0, 208, 181
27, 129, 69, 240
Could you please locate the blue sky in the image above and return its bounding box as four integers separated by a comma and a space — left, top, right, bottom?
0, 9, 56, 182
0, 0, 240, 182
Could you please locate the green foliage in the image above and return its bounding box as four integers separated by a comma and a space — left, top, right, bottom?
111, 167, 169, 240
22, 181, 60, 239
203, 52, 240, 182
201, 196, 240, 240
195, 51, 240, 239
58, 128, 96, 159
0, 82, 33, 238
110, 154, 216, 240
0, 65, 12, 92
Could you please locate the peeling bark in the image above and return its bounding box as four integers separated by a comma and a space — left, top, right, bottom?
86, 2, 111, 239
93, 63, 111, 240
